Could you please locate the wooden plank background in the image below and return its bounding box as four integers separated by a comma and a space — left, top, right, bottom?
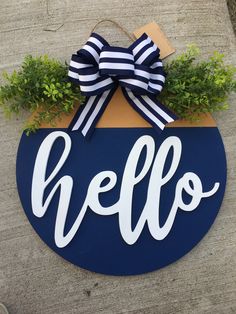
0, 1, 236, 313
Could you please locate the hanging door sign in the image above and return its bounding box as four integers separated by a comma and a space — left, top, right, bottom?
16, 87, 226, 275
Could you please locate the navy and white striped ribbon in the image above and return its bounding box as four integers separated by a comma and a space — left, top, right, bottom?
68, 32, 177, 139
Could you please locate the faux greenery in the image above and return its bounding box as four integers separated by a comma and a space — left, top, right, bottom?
0, 45, 235, 134
159, 45, 236, 120
0, 55, 83, 134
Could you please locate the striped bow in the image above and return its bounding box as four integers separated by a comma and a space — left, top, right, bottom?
68, 32, 177, 139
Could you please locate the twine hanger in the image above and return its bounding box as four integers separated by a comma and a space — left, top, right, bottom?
90, 19, 135, 42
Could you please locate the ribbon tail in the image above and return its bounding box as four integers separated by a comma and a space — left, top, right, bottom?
122, 88, 178, 134
68, 88, 116, 139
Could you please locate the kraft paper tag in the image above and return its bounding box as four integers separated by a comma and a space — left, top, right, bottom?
133, 21, 175, 59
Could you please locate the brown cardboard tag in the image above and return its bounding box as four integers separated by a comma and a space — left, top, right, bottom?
133, 22, 175, 59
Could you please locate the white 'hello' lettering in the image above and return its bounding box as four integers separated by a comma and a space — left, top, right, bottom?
31, 131, 219, 247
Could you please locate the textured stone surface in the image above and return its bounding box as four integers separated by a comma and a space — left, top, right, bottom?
0, 1, 236, 313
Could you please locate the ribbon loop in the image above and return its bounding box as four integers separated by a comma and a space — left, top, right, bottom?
68, 32, 178, 139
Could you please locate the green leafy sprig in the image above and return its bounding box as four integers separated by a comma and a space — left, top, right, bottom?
0, 55, 84, 134
159, 44, 236, 120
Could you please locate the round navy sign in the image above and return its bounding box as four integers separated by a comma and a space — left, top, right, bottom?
16, 125, 226, 275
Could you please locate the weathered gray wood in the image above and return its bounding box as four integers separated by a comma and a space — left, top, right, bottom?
0, 1, 236, 313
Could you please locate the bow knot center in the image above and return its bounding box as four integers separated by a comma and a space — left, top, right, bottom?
99, 46, 135, 78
